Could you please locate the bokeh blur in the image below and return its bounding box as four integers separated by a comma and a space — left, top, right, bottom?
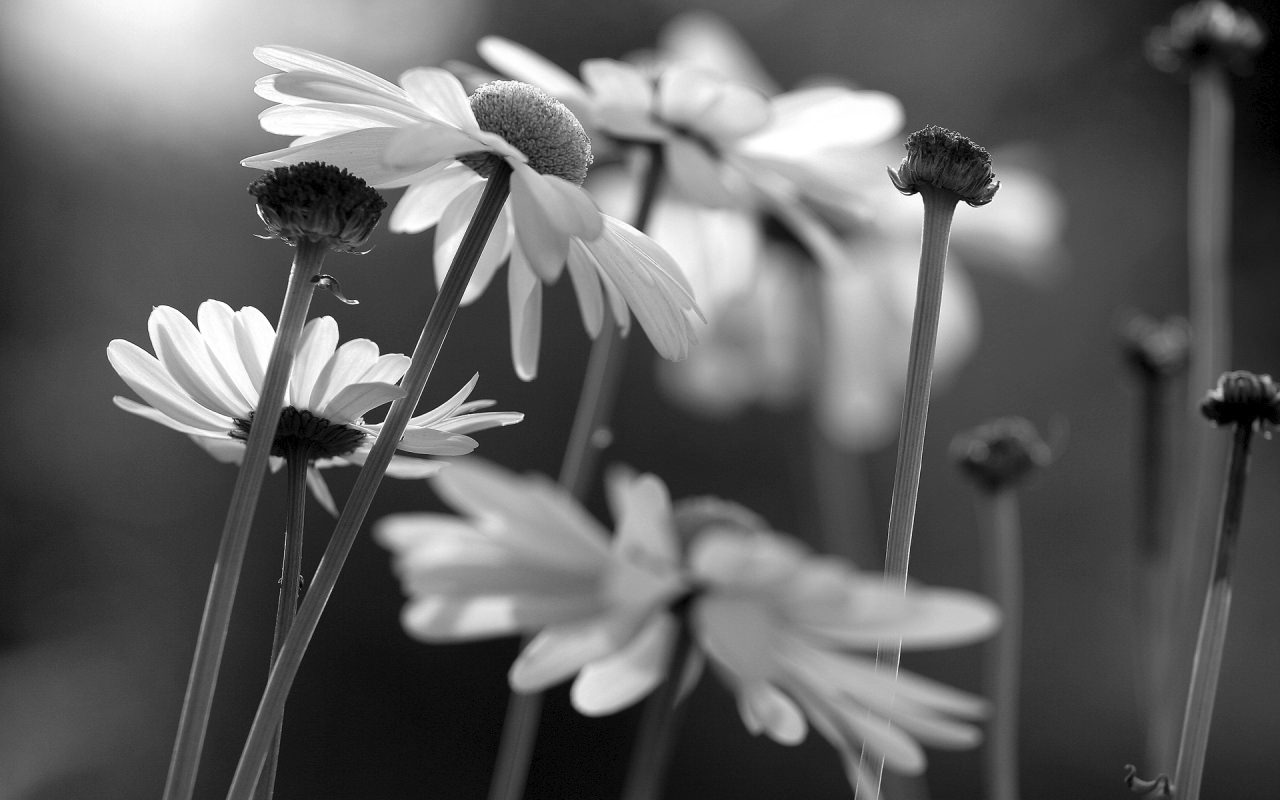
2, 0, 1279, 798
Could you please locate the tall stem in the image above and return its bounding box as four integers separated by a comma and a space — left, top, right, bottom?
619, 610, 693, 800
859, 186, 957, 798
226, 165, 512, 798
163, 239, 325, 800
485, 146, 664, 800
976, 487, 1023, 800
252, 448, 311, 800
1171, 422, 1253, 800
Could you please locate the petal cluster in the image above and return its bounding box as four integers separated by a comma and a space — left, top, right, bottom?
107, 301, 521, 510
243, 46, 701, 380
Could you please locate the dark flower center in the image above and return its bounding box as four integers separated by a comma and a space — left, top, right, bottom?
231, 407, 367, 460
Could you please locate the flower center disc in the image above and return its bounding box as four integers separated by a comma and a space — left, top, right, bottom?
232, 407, 367, 460
464, 81, 593, 185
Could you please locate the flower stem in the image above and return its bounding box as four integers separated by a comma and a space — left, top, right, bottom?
226, 163, 513, 798
1171, 421, 1254, 800
251, 447, 311, 800
975, 487, 1023, 800
620, 610, 693, 800
485, 146, 664, 800
859, 186, 957, 795
162, 238, 326, 800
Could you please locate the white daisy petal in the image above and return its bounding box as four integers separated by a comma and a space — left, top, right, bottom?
389, 162, 481, 235
232, 306, 275, 389
476, 37, 592, 112
243, 127, 422, 187
269, 70, 421, 117
401, 593, 599, 642
433, 411, 525, 435
377, 455, 448, 479
258, 102, 421, 139
148, 306, 247, 418
396, 428, 478, 456
739, 680, 807, 744
196, 300, 257, 410
509, 164, 599, 281
658, 64, 771, 141
564, 238, 605, 338
306, 466, 339, 517
406, 374, 480, 427
399, 67, 482, 131
607, 470, 679, 565
506, 250, 543, 381
106, 340, 230, 431
510, 612, 642, 693
320, 381, 406, 423
580, 59, 668, 141
254, 45, 409, 103
112, 395, 230, 438
383, 122, 489, 172
357, 353, 411, 387
309, 338, 381, 412
571, 613, 676, 716
291, 316, 339, 408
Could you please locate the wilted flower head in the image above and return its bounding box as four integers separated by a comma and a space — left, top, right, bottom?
243, 46, 700, 380
889, 125, 1000, 207
107, 301, 522, 512
1201, 370, 1280, 428
248, 161, 387, 253
1147, 0, 1267, 74
376, 459, 687, 714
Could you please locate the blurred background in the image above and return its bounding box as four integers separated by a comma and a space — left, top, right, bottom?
2, 0, 1279, 798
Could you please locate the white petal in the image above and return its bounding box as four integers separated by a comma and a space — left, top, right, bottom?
320, 381, 406, 423
738, 681, 807, 744
196, 300, 257, 410
254, 45, 408, 104
306, 466, 340, 517
268, 70, 420, 117
510, 612, 644, 692
365, 453, 446, 479
242, 127, 422, 187
112, 395, 230, 438
308, 338, 381, 412
428, 183, 511, 302
357, 353, 411, 386
506, 251, 543, 381
290, 316, 339, 408
399, 67, 482, 132
432, 411, 525, 434
148, 306, 247, 418
606, 470, 679, 565
741, 88, 903, 158
477, 37, 591, 112
658, 64, 771, 141
580, 59, 668, 141
106, 340, 229, 431
383, 122, 489, 172
257, 102, 419, 139
509, 164, 601, 281
571, 613, 676, 716
663, 137, 737, 208
656, 11, 779, 93
396, 428, 479, 456
232, 306, 275, 389
400, 594, 597, 641
564, 238, 604, 337
388, 162, 481, 234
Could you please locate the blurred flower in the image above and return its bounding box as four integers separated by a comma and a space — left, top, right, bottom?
375, 459, 686, 714
687, 521, 999, 792
242, 46, 700, 380
107, 300, 521, 512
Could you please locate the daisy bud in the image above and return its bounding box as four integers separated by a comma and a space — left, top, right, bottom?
888, 125, 1000, 207
952, 417, 1051, 491
1147, 0, 1267, 74
248, 161, 387, 253
1120, 312, 1191, 380
462, 80, 594, 184
1200, 370, 1280, 427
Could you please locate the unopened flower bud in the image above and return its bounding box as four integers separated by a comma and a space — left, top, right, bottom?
888, 125, 1000, 207
1200, 370, 1280, 427
1147, 0, 1267, 74
461, 80, 593, 184
952, 417, 1051, 491
249, 161, 387, 253
1119, 312, 1191, 379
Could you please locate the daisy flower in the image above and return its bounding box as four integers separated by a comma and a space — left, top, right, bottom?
242, 46, 700, 380
686, 522, 1000, 794
375, 458, 687, 715
107, 300, 522, 513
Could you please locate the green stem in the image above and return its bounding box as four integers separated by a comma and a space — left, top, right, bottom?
619, 609, 693, 800
484, 145, 664, 800
226, 164, 512, 798
162, 239, 326, 800
252, 447, 311, 800
1171, 422, 1253, 800
860, 186, 957, 793
976, 487, 1023, 800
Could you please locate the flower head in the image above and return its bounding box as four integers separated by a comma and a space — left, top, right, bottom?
952, 417, 1052, 491
1147, 0, 1267, 74
685, 520, 999, 791
242, 46, 700, 380
376, 459, 686, 714
889, 125, 1000, 207
248, 161, 387, 253
1200, 370, 1280, 428
107, 300, 522, 513
1120, 312, 1191, 380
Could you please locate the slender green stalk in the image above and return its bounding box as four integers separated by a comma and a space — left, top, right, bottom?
163, 238, 326, 800
485, 146, 664, 800
225, 164, 512, 798
975, 487, 1023, 800
619, 611, 693, 800
252, 446, 311, 800
1171, 421, 1253, 800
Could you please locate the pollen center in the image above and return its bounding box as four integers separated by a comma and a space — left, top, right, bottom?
231, 407, 367, 460
462, 80, 593, 185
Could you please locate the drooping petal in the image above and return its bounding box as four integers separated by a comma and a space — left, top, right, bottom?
257, 102, 421, 141
428, 184, 511, 302
106, 340, 231, 432
564, 237, 605, 338
389, 162, 482, 234
509, 163, 601, 281
254, 45, 409, 106
395, 428, 478, 456
231, 306, 275, 391
506, 250, 543, 381
383, 121, 491, 173
306, 466, 339, 517
242, 127, 423, 187
363, 453, 447, 479
357, 353, 411, 387
571, 613, 676, 716
509, 611, 645, 693
112, 396, 230, 438
267, 70, 422, 118
738, 680, 808, 744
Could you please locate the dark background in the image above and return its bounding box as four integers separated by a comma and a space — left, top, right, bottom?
2, 0, 1279, 798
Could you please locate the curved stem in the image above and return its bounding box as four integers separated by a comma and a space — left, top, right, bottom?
1172, 422, 1253, 800
252, 447, 311, 800
976, 487, 1023, 800
226, 165, 512, 799
163, 239, 326, 800
485, 146, 664, 800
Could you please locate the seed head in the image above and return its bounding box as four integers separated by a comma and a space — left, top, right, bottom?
1147, 0, 1267, 74
888, 125, 999, 207
249, 162, 387, 253
461, 80, 593, 184
1119, 312, 1191, 380
1200, 371, 1280, 428
952, 417, 1051, 491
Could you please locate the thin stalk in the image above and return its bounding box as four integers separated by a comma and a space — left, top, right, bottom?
252, 447, 311, 800
226, 164, 512, 798
859, 186, 958, 797
163, 239, 326, 800
976, 487, 1023, 800
485, 145, 664, 800
1171, 422, 1253, 800
619, 610, 693, 800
